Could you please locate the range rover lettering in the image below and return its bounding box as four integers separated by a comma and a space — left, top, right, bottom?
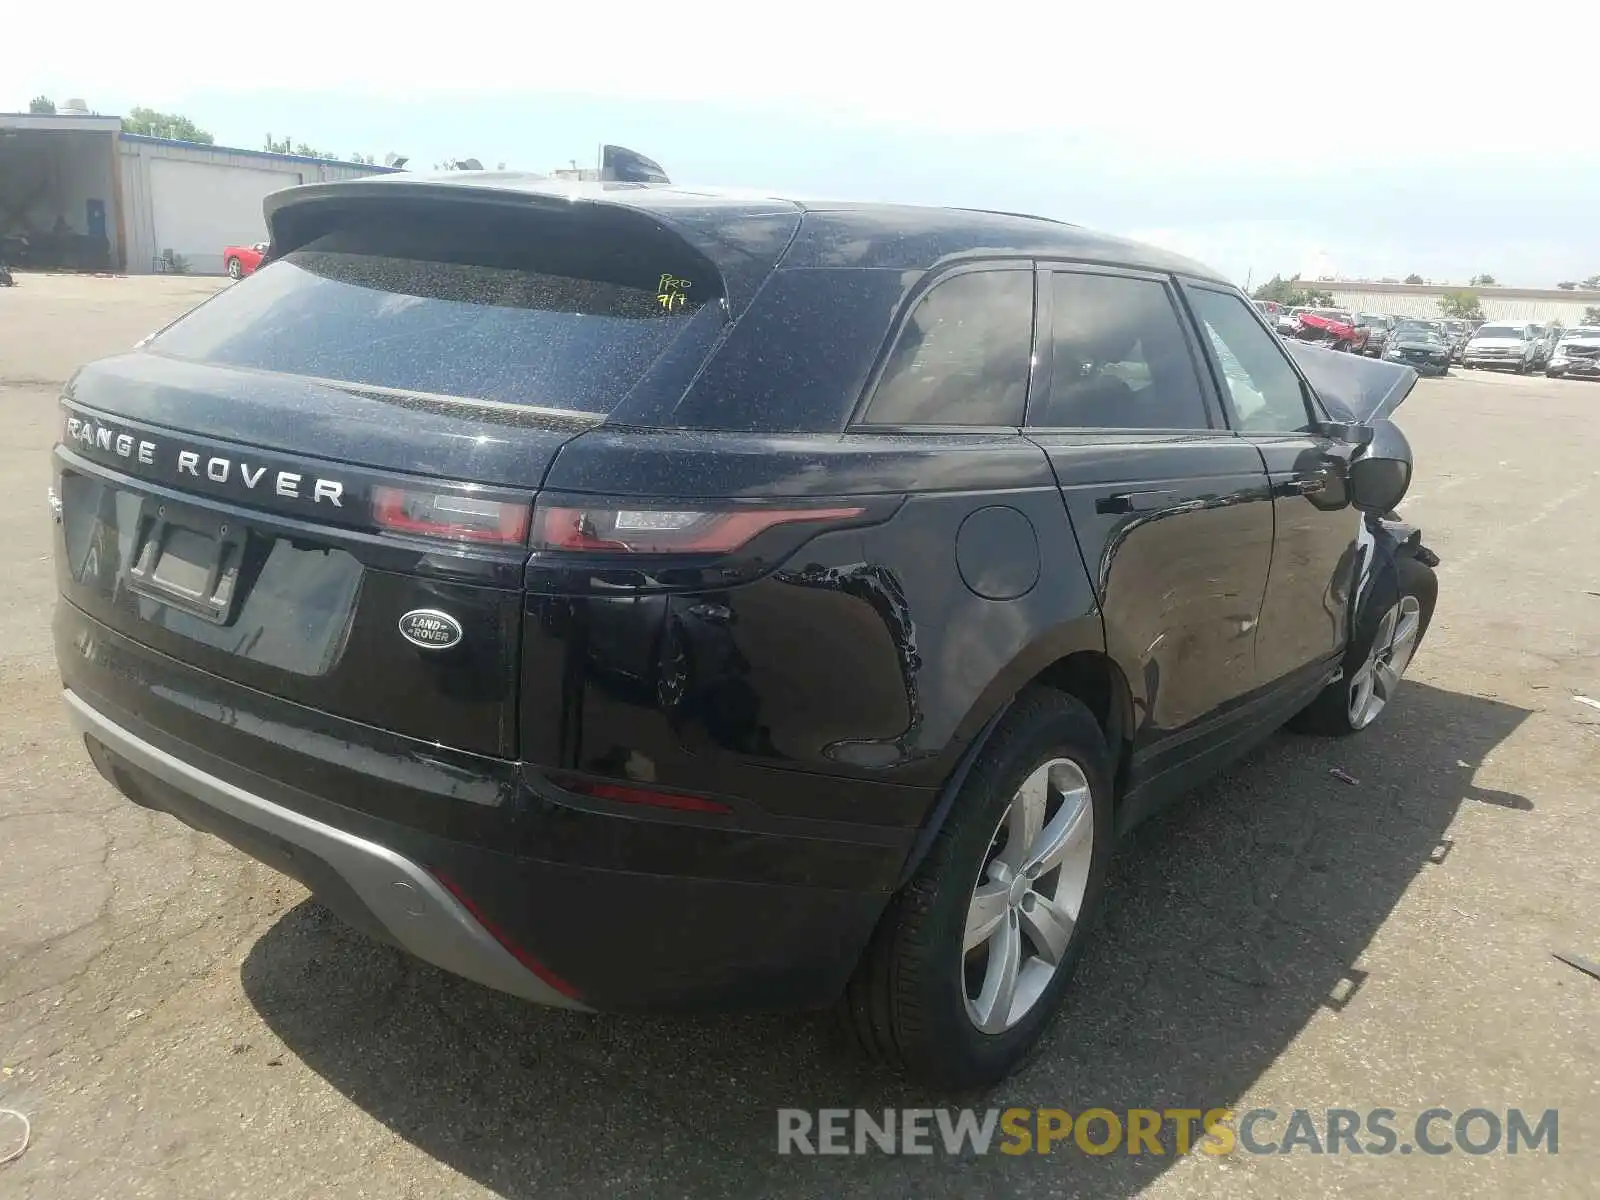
52, 175, 1439, 1086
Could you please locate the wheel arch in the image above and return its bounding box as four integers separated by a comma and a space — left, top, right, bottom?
894, 641, 1134, 888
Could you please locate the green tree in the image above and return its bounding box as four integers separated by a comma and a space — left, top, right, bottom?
264, 135, 383, 163
123, 107, 213, 143
1404, 273, 1425, 284
1584, 275, 1600, 289
1469, 273, 1498, 286
1585, 306, 1600, 325
28, 95, 55, 114
1251, 273, 1333, 308
1439, 289, 1485, 320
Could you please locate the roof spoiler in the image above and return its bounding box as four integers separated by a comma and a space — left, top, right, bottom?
260, 175, 801, 318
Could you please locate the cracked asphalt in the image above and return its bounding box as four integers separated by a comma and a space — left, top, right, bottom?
2, 274, 1598, 1198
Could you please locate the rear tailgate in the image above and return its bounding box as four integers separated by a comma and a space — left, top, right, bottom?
54, 190, 740, 758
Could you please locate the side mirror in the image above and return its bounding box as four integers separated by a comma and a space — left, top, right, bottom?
1348, 418, 1413, 513
1314, 420, 1375, 446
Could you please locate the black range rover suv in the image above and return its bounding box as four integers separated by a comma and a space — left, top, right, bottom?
52, 177, 1438, 1086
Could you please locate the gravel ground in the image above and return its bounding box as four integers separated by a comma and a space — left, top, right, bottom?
1, 273, 1597, 1198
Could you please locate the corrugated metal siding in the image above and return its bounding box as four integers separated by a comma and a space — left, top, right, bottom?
1318, 288, 1600, 326
118, 137, 393, 275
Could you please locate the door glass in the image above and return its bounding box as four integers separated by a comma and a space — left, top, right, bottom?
1035, 272, 1211, 429
862, 269, 1032, 426
1188, 288, 1314, 433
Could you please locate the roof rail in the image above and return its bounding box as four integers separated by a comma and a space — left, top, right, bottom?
949, 207, 1077, 228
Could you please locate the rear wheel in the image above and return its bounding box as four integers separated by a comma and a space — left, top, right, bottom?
839, 689, 1113, 1087
1293, 556, 1436, 737
226, 256, 243, 280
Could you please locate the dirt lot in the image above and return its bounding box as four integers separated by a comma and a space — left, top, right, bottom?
2, 274, 1598, 1198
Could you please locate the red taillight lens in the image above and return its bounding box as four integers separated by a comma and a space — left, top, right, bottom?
565, 778, 731, 814
532, 503, 865, 554
373, 486, 531, 545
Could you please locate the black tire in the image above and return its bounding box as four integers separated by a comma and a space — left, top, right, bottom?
1334, 339, 1352, 353
226, 257, 242, 280
838, 688, 1114, 1088
1547, 369, 1564, 379
1292, 556, 1437, 737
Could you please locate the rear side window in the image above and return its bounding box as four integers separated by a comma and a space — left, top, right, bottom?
861, 269, 1032, 426
1033, 272, 1210, 430
150, 208, 720, 413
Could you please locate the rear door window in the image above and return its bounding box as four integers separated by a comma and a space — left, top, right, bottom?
150, 208, 719, 413
860, 268, 1033, 426
1032, 270, 1212, 430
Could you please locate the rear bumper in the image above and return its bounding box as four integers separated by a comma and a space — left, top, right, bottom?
67, 689, 585, 1009
57, 601, 897, 1011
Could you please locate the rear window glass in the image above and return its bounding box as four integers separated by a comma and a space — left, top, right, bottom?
861, 269, 1033, 426
150, 208, 718, 412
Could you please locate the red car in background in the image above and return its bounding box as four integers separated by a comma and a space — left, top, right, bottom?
1292, 308, 1369, 354
222, 241, 268, 280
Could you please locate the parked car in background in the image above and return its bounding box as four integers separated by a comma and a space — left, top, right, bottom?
1356, 313, 1393, 357
51, 177, 1439, 1087
1293, 309, 1369, 353
1254, 299, 1284, 324
1529, 326, 1558, 371
1384, 321, 1452, 376
1462, 322, 1539, 372
1546, 326, 1600, 378
222, 241, 268, 280
1276, 306, 1306, 337
1441, 319, 1470, 361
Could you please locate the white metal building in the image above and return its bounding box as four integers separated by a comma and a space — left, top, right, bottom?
1309, 281, 1600, 326
118, 135, 391, 276
1, 109, 393, 276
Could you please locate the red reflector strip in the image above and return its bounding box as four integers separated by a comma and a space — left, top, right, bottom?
430, 869, 582, 999
567, 779, 732, 814
373, 486, 531, 545
533, 505, 864, 554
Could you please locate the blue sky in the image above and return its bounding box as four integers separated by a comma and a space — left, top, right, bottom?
17, 1, 1600, 287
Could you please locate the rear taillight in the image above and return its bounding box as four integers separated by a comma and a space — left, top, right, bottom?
531, 502, 865, 554
373, 486, 531, 545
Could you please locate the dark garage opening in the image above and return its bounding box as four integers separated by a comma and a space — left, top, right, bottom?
0, 119, 121, 272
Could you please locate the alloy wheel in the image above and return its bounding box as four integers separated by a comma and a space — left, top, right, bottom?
1348, 595, 1422, 730
962, 758, 1094, 1034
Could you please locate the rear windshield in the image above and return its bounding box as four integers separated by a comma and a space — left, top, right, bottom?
151, 207, 719, 412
